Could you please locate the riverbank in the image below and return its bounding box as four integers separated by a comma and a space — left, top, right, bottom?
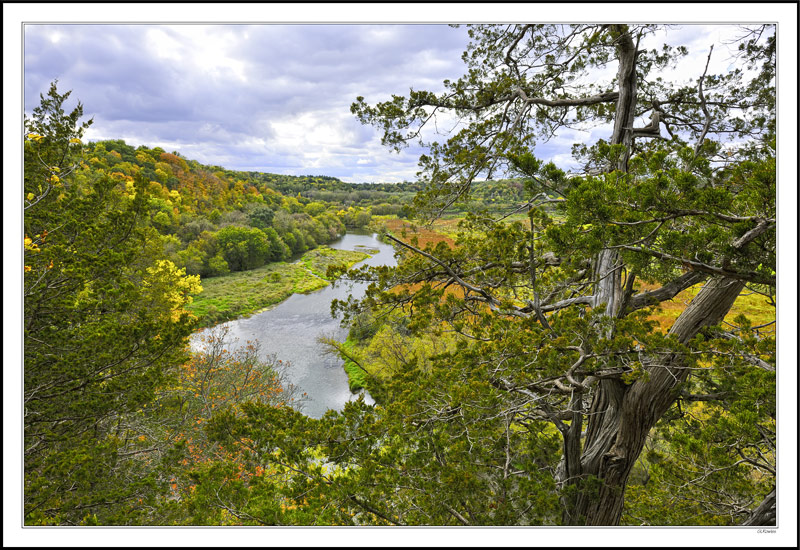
189, 232, 396, 419
187, 246, 370, 328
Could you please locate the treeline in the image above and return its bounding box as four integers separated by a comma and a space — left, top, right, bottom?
77, 140, 392, 277
81, 138, 544, 278
241, 171, 420, 217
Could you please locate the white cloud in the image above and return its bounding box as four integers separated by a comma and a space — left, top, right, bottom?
145, 28, 184, 62
23, 23, 472, 181
47, 30, 64, 44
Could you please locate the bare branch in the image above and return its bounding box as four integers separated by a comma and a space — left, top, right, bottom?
693, 45, 714, 159
732, 219, 774, 250
515, 88, 619, 108
626, 271, 707, 312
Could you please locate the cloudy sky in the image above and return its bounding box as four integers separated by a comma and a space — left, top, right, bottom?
16, 11, 781, 183
5, 4, 798, 547
23, 23, 472, 182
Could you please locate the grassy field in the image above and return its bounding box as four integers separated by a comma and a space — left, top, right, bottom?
384, 218, 456, 248
646, 281, 775, 334
187, 246, 370, 328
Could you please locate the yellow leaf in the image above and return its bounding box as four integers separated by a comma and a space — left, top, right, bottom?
27, 193, 35, 201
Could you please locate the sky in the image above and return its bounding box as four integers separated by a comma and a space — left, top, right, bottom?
23, 23, 472, 183
23, 23, 466, 182
17, 18, 777, 183
4, 3, 798, 548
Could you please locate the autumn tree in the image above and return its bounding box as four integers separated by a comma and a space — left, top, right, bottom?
197, 24, 776, 526
132, 327, 302, 525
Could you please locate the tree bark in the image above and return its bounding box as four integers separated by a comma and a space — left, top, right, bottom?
558, 25, 639, 524
742, 487, 776, 526
564, 277, 745, 525
609, 25, 639, 174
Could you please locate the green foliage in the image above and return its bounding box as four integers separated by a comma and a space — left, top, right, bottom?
23, 23, 778, 527
623, 318, 776, 525
24, 80, 92, 212
329, 307, 463, 400
325, 24, 777, 526
207, 253, 231, 276
337, 206, 373, 228
192, 378, 564, 525
216, 225, 276, 271
247, 204, 275, 229
24, 83, 200, 524
263, 226, 292, 261
337, 336, 369, 392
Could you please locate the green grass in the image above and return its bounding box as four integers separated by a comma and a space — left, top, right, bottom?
188, 246, 369, 328
339, 336, 368, 392
299, 246, 373, 279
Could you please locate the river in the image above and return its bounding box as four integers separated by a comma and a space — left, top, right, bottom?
191, 231, 397, 419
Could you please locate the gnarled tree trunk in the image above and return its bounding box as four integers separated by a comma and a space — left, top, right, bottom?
742, 488, 776, 526
556, 25, 752, 526
564, 277, 745, 525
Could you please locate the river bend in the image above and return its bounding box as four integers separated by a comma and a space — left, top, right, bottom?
191, 232, 396, 419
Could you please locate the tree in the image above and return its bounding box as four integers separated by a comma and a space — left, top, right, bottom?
247, 204, 276, 230
24, 83, 202, 524
350, 24, 776, 525
24, 81, 92, 213
132, 327, 302, 525
304, 201, 328, 217
215, 225, 274, 271
195, 25, 775, 526
263, 227, 292, 261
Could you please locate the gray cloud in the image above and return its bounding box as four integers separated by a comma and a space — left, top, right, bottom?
24, 24, 470, 182
24, 24, 756, 183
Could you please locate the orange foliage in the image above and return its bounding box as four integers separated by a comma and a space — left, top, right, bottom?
385, 219, 455, 248
149, 327, 298, 497
159, 152, 189, 172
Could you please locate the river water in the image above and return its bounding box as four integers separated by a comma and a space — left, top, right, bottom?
191, 232, 397, 419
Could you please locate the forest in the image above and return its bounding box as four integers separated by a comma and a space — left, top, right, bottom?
22, 23, 778, 529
